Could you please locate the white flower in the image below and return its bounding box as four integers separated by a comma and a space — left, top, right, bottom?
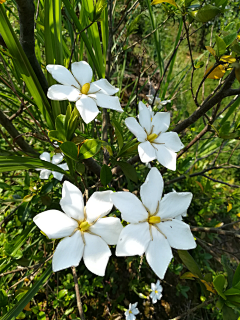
33, 181, 123, 276
125, 101, 184, 170
146, 95, 171, 108
149, 280, 163, 304
46, 61, 123, 124
111, 167, 196, 279
125, 302, 139, 320
38, 152, 69, 181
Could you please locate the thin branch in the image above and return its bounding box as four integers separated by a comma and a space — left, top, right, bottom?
191, 226, 240, 238
201, 174, 240, 188
72, 267, 85, 320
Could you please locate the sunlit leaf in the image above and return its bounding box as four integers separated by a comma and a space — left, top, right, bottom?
205, 65, 226, 79
205, 46, 216, 57
192, 5, 220, 23
227, 203, 233, 212
151, 0, 177, 7
220, 56, 236, 63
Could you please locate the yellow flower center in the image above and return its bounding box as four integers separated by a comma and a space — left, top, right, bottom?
79, 221, 90, 232
129, 310, 132, 314
155, 290, 158, 294
147, 133, 158, 143
148, 216, 161, 224
81, 83, 90, 95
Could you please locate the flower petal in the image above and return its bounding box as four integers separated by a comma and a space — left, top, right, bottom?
52, 171, 64, 181
46, 65, 79, 87
116, 223, 151, 256
52, 230, 84, 272
125, 117, 147, 142
89, 217, 123, 245
152, 112, 170, 135
140, 167, 163, 214
58, 162, 69, 171
76, 95, 100, 124
146, 226, 173, 279
154, 144, 176, 170
60, 181, 84, 221
83, 232, 111, 276
138, 141, 156, 163
158, 219, 196, 250
89, 93, 123, 113
71, 61, 93, 86
51, 154, 63, 165
40, 152, 50, 162
47, 85, 80, 102
111, 192, 148, 223
89, 79, 119, 95
86, 190, 113, 223
158, 192, 193, 219
39, 169, 51, 180
155, 132, 184, 152
33, 210, 78, 239
138, 101, 151, 134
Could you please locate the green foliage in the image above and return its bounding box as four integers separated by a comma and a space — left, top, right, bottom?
100, 164, 112, 187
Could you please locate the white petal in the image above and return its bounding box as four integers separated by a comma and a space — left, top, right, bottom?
51, 153, 63, 165
46, 64, 79, 87
39, 169, 51, 179
154, 144, 176, 170
71, 61, 93, 87
146, 226, 173, 279
158, 220, 196, 250
83, 232, 111, 276
76, 95, 100, 124
155, 132, 184, 152
52, 171, 64, 181
33, 210, 78, 239
60, 181, 84, 221
132, 308, 139, 315
89, 93, 123, 113
52, 231, 84, 272
89, 217, 123, 245
40, 152, 51, 162
89, 79, 119, 95
58, 162, 69, 171
111, 192, 148, 223
131, 302, 138, 309
138, 101, 151, 134
146, 95, 153, 103
125, 117, 147, 142
158, 192, 193, 219
138, 141, 156, 163
140, 167, 163, 214
86, 190, 113, 223
152, 112, 170, 135
47, 85, 80, 102
116, 223, 151, 256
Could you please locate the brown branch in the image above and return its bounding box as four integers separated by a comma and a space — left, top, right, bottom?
191, 226, 240, 238
72, 267, 85, 320
201, 174, 240, 188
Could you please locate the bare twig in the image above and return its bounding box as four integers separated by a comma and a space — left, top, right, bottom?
72, 267, 85, 320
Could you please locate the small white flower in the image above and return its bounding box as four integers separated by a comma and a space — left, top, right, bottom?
125, 101, 184, 170
125, 302, 139, 320
149, 280, 163, 304
38, 152, 68, 181
33, 181, 123, 275
111, 167, 196, 279
146, 95, 171, 108
46, 61, 123, 124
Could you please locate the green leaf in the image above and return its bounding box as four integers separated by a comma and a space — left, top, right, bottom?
231, 43, 240, 55
100, 164, 112, 186
126, 14, 142, 37
222, 255, 234, 288
1, 266, 52, 320
0, 289, 8, 308
60, 142, 78, 161
193, 5, 221, 23
55, 114, 66, 138
215, 35, 226, 57
222, 305, 238, 320
78, 139, 102, 160
223, 33, 237, 47
178, 250, 203, 279
213, 275, 227, 300
76, 162, 85, 175
57, 289, 68, 299
111, 119, 124, 150
117, 161, 138, 182
225, 288, 240, 296
48, 130, 66, 143
216, 298, 225, 311
233, 263, 240, 286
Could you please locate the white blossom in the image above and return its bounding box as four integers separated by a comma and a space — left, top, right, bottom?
125, 302, 139, 320
46, 61, 123, 124
125, 101, 184, 170
146, 94, 171, 108
111, 167, 196, 279
37, 152, 68, 181
33, 181, 123, 276
149, 280, 163, 304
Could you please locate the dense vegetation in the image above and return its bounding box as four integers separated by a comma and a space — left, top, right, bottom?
1, 0, 240, 319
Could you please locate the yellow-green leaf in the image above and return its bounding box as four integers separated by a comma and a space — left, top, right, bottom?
205, 65, 226, 79
206, 46, 216, 57
227, 203, 232, 212
151, 0, 177, 7
220, 55, 236, 63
